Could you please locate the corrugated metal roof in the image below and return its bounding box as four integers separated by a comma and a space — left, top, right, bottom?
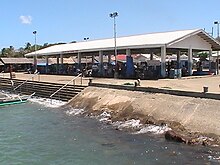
28, 57, 76, 64
48, 57, 76, 64
1, 58, 32, 64
25, 29, 220, 57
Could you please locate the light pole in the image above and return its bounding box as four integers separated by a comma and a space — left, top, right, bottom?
214, 21, 219, 74
110, 12, 118, 77
33, 30, 37, 72
84, 37, 89, 69
84, 37, 89, 41
214, 21, 219, 38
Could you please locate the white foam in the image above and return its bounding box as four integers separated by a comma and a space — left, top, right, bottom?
0, 91, 66, 108
108, 116, 171, 134
198, 136, 214, 142
98, 112, 112, 123
134, 124, 171, 134
112, 119, 143, 130
66, 108, 85, 116
208, 155, 220, 163
29, 97, 67, 108
95, 111, 172, 134
0, 91, 21, 99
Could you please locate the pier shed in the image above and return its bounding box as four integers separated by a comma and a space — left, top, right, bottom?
25, 29, 220, 78
0, 58, 32, 72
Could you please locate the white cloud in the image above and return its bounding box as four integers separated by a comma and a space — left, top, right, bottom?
19, 15, 32, 24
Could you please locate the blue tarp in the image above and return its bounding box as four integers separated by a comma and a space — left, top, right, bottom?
126, 56, 134, 77
37, 63, 51, 66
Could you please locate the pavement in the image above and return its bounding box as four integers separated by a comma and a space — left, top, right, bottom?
1, 72, 220, 94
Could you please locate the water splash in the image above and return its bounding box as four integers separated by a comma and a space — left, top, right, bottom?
0, 91, 22, 99
208, 155, 220, 163
96, 111, 171, 135
29, 97, 66, 108
66, 108, 85, 116
134, 124, 171, 134
112, 119, 143, 130
98, 111, 112, 123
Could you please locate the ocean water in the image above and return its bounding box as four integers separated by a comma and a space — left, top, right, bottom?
0, 98, 219, 165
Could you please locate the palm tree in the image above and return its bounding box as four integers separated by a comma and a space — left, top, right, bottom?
24, 42, 32, 53
1, 48, 7, 57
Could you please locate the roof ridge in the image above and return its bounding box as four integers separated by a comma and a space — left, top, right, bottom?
66, 29, 201, 44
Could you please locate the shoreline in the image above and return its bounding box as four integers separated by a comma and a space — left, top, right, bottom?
2, 72, 220, 146
67, 86, 220, 147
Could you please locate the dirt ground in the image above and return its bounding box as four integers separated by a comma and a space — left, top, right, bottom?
3, 72, 220, 94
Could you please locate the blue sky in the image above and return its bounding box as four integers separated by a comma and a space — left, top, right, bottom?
1, 0, 220, 49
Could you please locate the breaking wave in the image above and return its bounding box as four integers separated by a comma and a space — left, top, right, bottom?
29, 97, 67, 108
134, 124, 171, 134
97, 111, 171, 135
66, 108, 85, 116
0, 90, 67, 108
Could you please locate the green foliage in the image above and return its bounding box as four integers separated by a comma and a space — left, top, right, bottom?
0, 41, 67, 58
1, 47, 15, 57
1, 48, 7, 57
0, 43, 43, 58
197, 52, 208, 61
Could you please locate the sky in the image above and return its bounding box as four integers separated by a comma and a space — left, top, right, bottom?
1, 0, 220, 49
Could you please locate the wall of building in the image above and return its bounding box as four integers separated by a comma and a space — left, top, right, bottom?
169, 35, 211, 50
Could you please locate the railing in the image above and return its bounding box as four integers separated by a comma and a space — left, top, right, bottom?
1, 71, 4, 78
13, 72, 39, 91
50, 73, 83, 103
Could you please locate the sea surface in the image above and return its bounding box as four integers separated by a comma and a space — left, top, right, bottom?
0, 97, 219, 165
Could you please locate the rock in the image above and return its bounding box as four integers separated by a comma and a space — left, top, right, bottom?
165, 131, 220, 146
165, 130, 188, 144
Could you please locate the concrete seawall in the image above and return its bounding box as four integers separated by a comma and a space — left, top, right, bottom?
89, 83, 220, 100
68, 86, 220, 144
5, 73, 220, 144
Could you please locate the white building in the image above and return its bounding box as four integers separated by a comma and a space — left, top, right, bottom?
25, 29, 220, 78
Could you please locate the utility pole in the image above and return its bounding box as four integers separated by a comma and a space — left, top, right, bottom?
214, 21, 220, 74
110, 12, 119, 78
33, 30, 37, 72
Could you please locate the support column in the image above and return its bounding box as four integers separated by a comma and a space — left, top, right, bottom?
56, 56, 59, 74
46, 56, 49, 74
188, 47, 193, 75
209, 50, 212, 73
150, 51, 154, 60
33, 56, 37, 72
160, 46, 166, 78
60, 53, 63, 74
177, 51, 181, 69
126, 49, 131, 56
217, 51, 219, 75
108, 54, 111, 64
99, 51, 103, 76
77, 52, 81, 71
177, 50, 181, 78
92, 55, 95, 64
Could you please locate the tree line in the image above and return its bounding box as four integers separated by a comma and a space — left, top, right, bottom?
0, 42, 66, 58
